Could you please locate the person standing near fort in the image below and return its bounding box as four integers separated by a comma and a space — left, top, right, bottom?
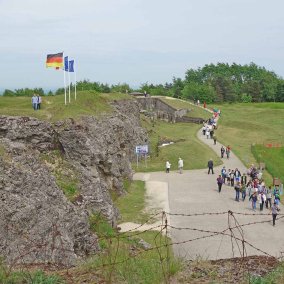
37, 94, 42, 110
166, 160, 171, 173
31, 94, 38, 110
178, 158, 184, 174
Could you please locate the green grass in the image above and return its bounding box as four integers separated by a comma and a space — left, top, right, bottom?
251, 145, 284, 186
136, 115, 221, 172
207, 102, 284, 183
84, 180, 181, 283
249, 262, 284, 284
0, 264, 63, 284
84, 231, 180, 284
160, 97, 212, 118
115, 180, 150, 224
0, 91, 131, 121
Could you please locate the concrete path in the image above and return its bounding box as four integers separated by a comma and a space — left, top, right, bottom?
126, 127, 284, 261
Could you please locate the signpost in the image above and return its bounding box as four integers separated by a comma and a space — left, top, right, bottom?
135, 145, 149, 168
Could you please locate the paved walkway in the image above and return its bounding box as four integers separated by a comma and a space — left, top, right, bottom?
123, 123, 284, 261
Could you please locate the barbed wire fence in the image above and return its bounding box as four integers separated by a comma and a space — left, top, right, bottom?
3, 210, 284, 283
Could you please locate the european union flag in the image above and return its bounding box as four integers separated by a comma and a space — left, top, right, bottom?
64, 56, 69, 71
68, 60, 74, 72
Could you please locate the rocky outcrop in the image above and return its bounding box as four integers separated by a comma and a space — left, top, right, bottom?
0, 99, 147, 266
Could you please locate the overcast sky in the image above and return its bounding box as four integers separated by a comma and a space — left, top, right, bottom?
0, 0, 284, 90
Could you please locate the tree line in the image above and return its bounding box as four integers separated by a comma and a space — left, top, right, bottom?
140, 63, 284, 103
2, 63, 284, 103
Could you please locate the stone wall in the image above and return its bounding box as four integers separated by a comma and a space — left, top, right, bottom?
136, 97, 188, 123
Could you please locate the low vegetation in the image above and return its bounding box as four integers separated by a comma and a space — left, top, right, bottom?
78, 180, 181, 283
40, 150, 80, 202
0, 263, 63, 284
115, 180, 150, 224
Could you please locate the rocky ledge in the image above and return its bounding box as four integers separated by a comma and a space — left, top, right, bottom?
0, 99, 147, 266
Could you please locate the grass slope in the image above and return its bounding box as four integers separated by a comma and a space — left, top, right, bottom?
209, 102, 284, 184
160, 97, 211, 118
0, 91, 131, 121
252, 145, 284, 186
136, 115, 222, 172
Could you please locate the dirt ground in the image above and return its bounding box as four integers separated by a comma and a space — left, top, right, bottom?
170, 255, 279, 283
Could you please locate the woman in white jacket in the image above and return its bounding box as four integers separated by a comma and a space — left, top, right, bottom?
166, 161, 171, 173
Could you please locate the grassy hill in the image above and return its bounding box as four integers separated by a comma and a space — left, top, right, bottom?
209, 102, 284, 184
0, 91, 131, 121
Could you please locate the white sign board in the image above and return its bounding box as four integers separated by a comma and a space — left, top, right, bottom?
135, 145, 148, 154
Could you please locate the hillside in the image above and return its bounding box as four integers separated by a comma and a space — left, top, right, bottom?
0, 91, 131, 121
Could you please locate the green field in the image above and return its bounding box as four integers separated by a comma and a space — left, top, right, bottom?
208, 103, 284, 183
251, 144, 284, 186
0, 91, 130, 121
136, 115, 221, 172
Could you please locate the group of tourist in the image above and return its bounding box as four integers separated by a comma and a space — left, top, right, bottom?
31, 93, 42, 110
217, 164, 281, 226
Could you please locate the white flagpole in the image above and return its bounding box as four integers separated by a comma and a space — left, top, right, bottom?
63, 67, 67, 105
74, 60, 77, 100
68, 70, 71, 103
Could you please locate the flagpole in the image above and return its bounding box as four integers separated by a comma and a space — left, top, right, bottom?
68, 70, 71, 103
63, 66, 67, 105
74, 60, 77, 100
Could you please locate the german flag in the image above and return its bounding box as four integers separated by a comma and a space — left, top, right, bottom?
46, 52, 63, 68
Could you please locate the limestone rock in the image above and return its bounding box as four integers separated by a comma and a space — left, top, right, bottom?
0, 99, 147, 266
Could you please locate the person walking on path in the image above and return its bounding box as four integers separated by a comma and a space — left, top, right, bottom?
213, 135, 217, 145
221, 146, 225, 158
226, 145, 231, 159
217, 175, 223, 193
166, 161, 171, 173
274, 188, 281, 206
178, 158, 183, 174
241, 183, 247, 201
32, 94, 38, 110
207, 158, 214, 174
221, 166, 226, 183
202, 125, 206, 135
234, 181, 241, 202
249, 192, 258, 211
259, 192, 266, 211
266, 186, 272, 209
271, 202, 278, 226
206, 128, 210, 139
230, 170, 235, 187
241, 173, 247, 186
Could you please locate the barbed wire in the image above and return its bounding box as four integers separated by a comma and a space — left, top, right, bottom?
4, 209, 282, 283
